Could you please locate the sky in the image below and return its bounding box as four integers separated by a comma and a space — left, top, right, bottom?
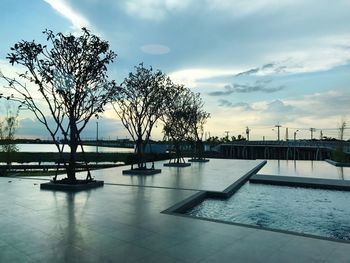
0, 0, 350, 140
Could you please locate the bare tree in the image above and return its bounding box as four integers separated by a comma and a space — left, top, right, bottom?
188, 93, 210, 161
339, 120, 346, 141
338, 119, 347, 161
0, 28, 118, 182
112, 63, 171, 170
162, 86, 194, 164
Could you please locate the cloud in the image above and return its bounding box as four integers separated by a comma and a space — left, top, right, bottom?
218, 100, 253, 110
263, 35, 350, 74
208, 82, 285, 96
124, 0, 191, 21
287, 90, 350, 118
235, 67, 260, 77
261, 63, 274, 69
141, 44, 170, 55
123, 0, 300, 21
0, 60, 26, 78
169, 68, 240, 88
234, 36, 350, 77
43, 0, 90, 29
235, 62, 290, 77
264, 99, 294, 113
206, 0, 300, 16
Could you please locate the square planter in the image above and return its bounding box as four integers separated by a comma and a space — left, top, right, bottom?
122, 169, 162, 175
40, 180, 104, 192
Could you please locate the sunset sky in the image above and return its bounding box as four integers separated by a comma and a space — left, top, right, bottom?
0, 0, 349, 140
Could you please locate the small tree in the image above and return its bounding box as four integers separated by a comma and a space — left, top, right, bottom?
162, 86, 194, 164
112, 63, 171, 170
339, 120, 346, 141
188, 93, 210, 161
0, 28, 118, 182
332, 120, 348, 162
0, 106, 19, 165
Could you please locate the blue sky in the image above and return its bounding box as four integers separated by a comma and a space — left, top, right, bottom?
0, 0, 350, 140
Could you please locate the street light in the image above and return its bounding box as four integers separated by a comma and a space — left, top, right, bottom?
310, 128, 316, 140
274, 124, 282, 141
246, 126, 250, 141
224, 131, 230, 141
272, 128, 279, 141
294, 129, 299, 140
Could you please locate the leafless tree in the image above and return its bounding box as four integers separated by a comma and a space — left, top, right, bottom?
339, 120, 346, 141
0, 28, 118, 182
111, 63, 172, 169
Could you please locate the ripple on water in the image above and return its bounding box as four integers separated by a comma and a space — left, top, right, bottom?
186, 183, 350, 241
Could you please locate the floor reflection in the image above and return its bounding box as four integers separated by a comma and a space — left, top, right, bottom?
259, 160, 350, 180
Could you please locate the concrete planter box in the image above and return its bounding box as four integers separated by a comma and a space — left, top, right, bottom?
122, 169, 162, 175
188, 159, 210, 163
163, 163, 191, 167
40, 180, 104, 192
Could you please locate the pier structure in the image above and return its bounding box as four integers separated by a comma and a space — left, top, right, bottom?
219, 140, 350, 160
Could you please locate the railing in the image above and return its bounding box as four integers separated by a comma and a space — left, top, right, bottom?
221, 140, 350, 150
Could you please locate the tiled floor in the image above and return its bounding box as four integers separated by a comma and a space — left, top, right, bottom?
1, 159, 349, 262
28, 159, 265, 192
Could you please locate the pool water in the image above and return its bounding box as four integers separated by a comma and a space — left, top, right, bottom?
186, 183, 350, 241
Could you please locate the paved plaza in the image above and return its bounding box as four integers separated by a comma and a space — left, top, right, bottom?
0, 159, 349, 262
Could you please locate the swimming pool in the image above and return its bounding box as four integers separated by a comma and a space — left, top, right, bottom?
186, 183, 350, 241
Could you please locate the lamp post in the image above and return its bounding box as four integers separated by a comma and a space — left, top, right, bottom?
246, 126, 250, 141
294, 129, 299, 141
275, 124, 282, 141
224, 131, 230, 141
310, 128, 316, 140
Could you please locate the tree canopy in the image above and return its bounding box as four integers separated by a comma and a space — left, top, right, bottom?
112, 63, 172, 169
162, 86, 195, 163
1, 28, 118, 181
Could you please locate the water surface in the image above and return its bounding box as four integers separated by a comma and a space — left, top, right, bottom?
186, 183, 350, 240
15, 143, 133, 153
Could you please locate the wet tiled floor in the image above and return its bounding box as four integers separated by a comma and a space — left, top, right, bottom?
258, 160, 350, 180
1, 159, 349, 262
28, 159, 265, 192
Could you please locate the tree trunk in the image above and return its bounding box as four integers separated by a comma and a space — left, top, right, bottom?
67, 115, 77, 181
136, 137, 144, 169
197, 139, 204, 159
175, 142, 181, 163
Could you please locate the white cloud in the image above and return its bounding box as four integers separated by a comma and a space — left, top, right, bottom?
169, 68, 241, 88
206, 0, 299, 16
125, 0, 191, 21
43, 0, 90, 29
261, 34, 350, 75
286, 90, 350, 118
141, 44, 170, 55
0, 60, 46, 101
123, 0, 303, 21
0, 60, 25, 79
